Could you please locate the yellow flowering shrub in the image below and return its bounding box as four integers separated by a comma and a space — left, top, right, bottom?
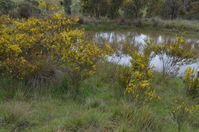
125, 45, 159, 103
154, 36, 196, 76
163, 36, 196, 59
63, 41, 113, 95
0, 13, 113, 90
184, 67, 199, 99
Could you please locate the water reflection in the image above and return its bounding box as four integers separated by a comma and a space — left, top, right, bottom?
89, 31, 199, 75
91, 31, 199, 45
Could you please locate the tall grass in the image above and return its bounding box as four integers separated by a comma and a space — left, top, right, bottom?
0, 62, 198, 132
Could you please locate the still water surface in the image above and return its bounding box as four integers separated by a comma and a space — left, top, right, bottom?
89, 30, 199, 75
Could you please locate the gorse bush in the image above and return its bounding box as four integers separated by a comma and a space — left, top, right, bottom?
153, 36, 196, 76
116, 35, 196, 104
184, 67, 199, 99
0, 13, 78, 81
125, 44, 159, 104
0, 13, 112, 92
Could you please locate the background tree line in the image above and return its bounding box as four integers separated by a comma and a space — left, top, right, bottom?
0, 0, 199, 19
80, 0, 199, 20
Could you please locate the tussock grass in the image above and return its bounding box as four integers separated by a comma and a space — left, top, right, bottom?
0, 62, 198, 132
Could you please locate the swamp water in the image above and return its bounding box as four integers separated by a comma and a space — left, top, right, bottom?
89, 30, 199, 76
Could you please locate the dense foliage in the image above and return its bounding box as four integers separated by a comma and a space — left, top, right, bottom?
1, 0, 199, 20
126, 45, 159, 103
80, 0, 199, 20
0, 13, 113, 93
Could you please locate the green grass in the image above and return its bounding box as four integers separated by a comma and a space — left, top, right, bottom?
81, 23, 133, 32
0, 63, 198, 132
158, 19, 199, 32
80, 18, 199, 39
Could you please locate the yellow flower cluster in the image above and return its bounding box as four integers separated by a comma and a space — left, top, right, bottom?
63, 41, 113, 78
0, 13, 113, 80
185, 67, 196, 81
162, 36, 195, 59
126, 50, 159, 103
184, 67, 199, 98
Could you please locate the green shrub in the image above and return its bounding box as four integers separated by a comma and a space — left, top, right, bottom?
13, 0, 41, 18
0, 0, 15, 15
0, 0, 41, 18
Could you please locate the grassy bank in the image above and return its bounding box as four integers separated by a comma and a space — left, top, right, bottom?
148, 19, 199, 32
80, 18, 199, 37
0, 62, 198, 132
